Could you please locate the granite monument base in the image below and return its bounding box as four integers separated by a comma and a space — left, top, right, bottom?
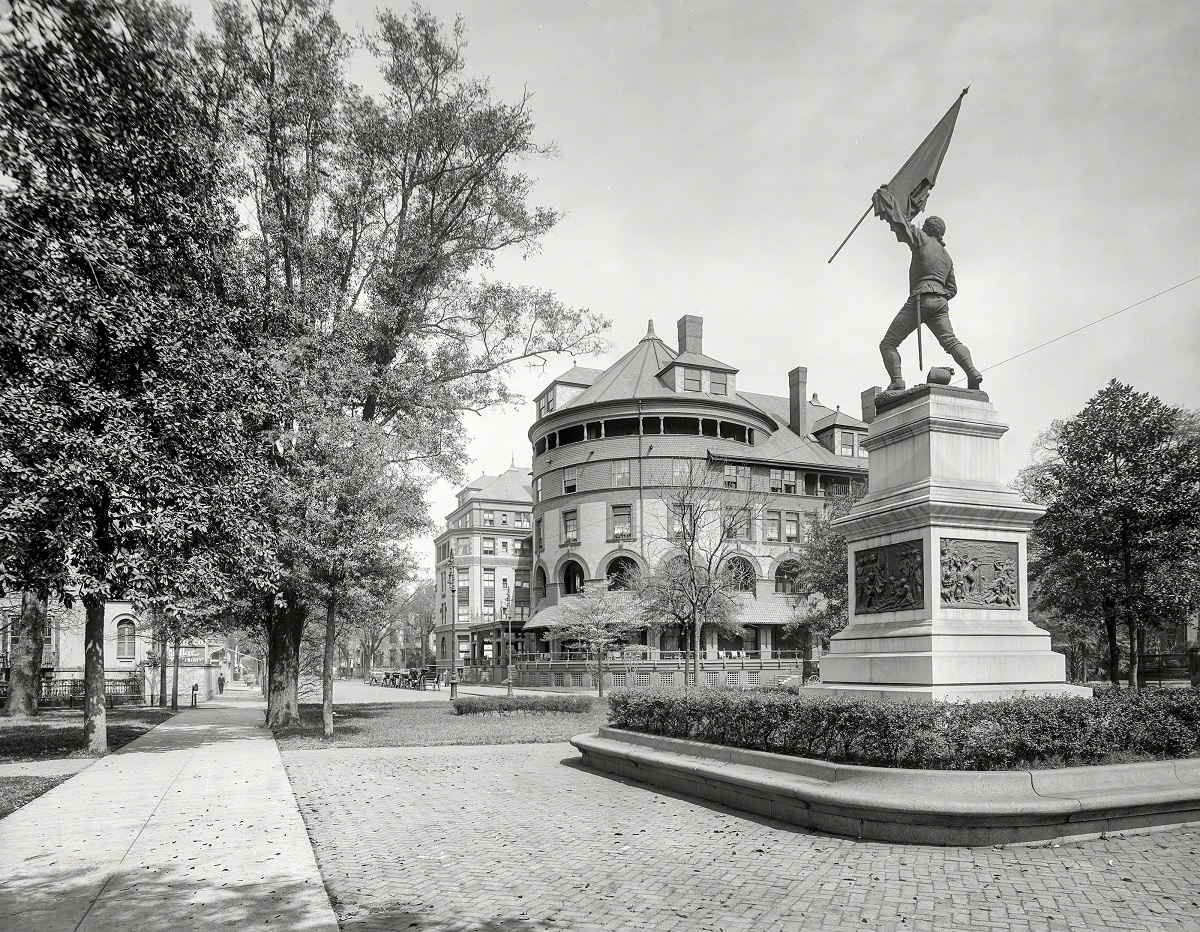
811, 383, 1090, 703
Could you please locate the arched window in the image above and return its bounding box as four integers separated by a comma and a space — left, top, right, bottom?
606, 556, 640, 590
725, 557, 757, 593
535, 567, 548, 601
441, 636, 447, 659
775, 560, 802, 595
116, 619, 136, 660
562, 560, 585, 596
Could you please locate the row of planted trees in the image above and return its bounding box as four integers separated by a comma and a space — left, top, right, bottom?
0, 0, 605, 747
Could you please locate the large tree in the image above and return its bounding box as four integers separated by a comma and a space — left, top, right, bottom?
1017, 382, 1200, 687
0, 0, 273, 751
203, 0, 607, 727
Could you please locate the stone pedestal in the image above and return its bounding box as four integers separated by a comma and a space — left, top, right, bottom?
813, 384, 1090, 702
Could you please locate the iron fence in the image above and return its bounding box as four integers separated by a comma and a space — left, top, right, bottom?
0, 676, 144, 708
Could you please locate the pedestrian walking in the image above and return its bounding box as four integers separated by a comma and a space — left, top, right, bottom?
218, 673, 226, 694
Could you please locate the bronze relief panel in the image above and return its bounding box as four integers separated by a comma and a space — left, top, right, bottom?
854, 540, 924, 614
940, 538, 1020, 609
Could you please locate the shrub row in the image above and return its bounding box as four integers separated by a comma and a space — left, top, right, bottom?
451, 694, 595, 716
606, 686, 1200, 771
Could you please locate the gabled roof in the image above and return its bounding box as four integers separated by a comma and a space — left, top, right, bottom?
737, 391, 865, 468
812, 409, 867, 433
463, 465, 532, 503
658, 351, 738, 375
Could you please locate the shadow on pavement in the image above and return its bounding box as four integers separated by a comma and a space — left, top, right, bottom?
339, 905, 567, 931
2, 859, 336, 932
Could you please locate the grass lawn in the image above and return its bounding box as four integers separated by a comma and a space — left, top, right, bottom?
273, 699, 609, 750
0, 774, 72, 820
0, 706, 177, 763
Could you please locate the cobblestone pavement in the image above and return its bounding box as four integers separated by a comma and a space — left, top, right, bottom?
282, 742, 1200, 932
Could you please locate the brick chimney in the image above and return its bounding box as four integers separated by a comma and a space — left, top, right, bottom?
677, 315, 703, 354
789, 367, 808, 435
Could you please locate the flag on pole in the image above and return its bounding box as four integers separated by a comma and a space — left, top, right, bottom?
886, 87, 969, 219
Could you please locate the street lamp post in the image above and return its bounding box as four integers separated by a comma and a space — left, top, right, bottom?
503, 591, 514, 696
447, 551, 459, 701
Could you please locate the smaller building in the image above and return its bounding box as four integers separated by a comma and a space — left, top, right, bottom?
1, 595, 225, 703
431, 466, 534, 676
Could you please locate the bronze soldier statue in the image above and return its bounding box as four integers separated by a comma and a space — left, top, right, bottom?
872, 185, 983, 392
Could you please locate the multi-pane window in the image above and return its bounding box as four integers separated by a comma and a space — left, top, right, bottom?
456, 568, 470, 602
501, 512, 509, 526
610, 504, 633, 540
534, 477, 542, 503
482, 537, 496, 555
453, 536, 472, 556
483, 510, 495, 527
516, 512, 531, 528
457, 605, 470, 623
770, 468, 798, 494
116, 620, 136, 660
764, 511, 781, 542
538, 392, 556, 417
683, 368, 702, 392
672, 459, 691, 484
501, 540, 509, 554
564, 466, 578, 494
514, 569, 531, 606
710, 372, 728, 395
858, 445, 869, 459
483, 569, 496, 604
612, 460, 631, 487
840, 435, 855, 457
724, 506, 751, 540
535, 518, 543, 551
562, 509, 579, 542
784, 512, 801, 543
516, 537, 531, 557
724, 463, 749, 490
775, 561, 801, 594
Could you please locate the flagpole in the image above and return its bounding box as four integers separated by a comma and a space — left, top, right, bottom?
827, 204, 872, 264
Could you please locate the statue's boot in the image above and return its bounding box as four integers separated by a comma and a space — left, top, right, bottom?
881, 344, 905, 392
950, 345, 984, 390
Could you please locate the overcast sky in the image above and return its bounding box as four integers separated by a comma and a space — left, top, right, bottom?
187, 0, 1200, 573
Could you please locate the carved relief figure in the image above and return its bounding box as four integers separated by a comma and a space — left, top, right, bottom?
855, 540, 924, 614
940, 540, 1020, 609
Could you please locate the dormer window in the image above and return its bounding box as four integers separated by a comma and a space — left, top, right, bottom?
711, 373, 728, 395
683, 368, 702, 392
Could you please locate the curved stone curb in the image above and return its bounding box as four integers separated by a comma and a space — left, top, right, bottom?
570, 727, 1200, 846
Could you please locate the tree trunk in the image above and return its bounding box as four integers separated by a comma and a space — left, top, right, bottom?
1127, 620, 1140, 691
82, 594, 107, 756
158, 631, 168, 707
1122, 524, 1138, 690
322, 593, 337, 739
1103, 599, 1120, 686
171, 633, 180, 712
596, 649, 605, 698
265, 588, 303, 729
692, 616, 703, 690
5, 591, 47, 717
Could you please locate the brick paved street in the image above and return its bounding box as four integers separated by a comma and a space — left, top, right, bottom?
283, 742, 1200, 932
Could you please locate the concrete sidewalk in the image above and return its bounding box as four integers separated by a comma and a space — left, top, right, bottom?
0, 688, 338, 931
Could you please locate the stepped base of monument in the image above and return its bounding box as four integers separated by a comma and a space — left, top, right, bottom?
807, 681, 1093, 702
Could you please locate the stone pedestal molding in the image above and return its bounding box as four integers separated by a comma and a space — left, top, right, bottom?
813, 384, 1090, 702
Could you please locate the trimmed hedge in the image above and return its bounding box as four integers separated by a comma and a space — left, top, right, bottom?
451, 694, 595, 716
606, 686, 1200, 771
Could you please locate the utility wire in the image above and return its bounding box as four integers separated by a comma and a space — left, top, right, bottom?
955, 274, 1199, 384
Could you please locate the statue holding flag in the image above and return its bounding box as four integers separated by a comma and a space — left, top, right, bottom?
829, 87, 983, 392
873, 187, 981, 392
